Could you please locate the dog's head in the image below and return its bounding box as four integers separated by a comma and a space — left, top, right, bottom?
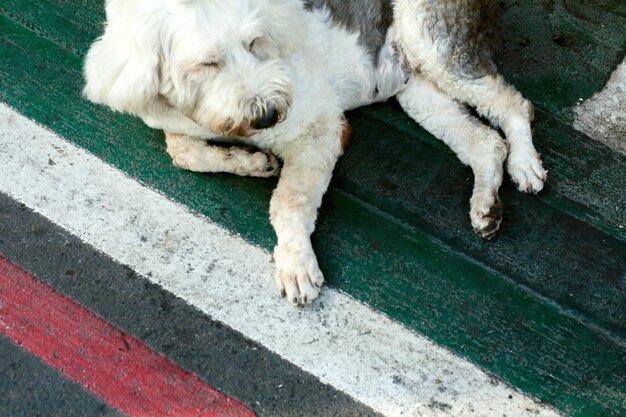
84, 0, 304, 137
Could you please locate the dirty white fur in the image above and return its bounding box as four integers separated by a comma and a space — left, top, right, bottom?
84, 0, 546, 305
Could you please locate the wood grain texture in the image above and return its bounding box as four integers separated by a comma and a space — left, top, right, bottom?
1, 2, 626, 416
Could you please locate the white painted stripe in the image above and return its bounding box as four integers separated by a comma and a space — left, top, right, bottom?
0, 103, 561, 417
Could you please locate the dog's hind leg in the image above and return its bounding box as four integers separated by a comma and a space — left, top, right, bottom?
397, 75, 507, 238
394, 0, 547, 193
165, 133, 280, 177
426, 69, 547, 195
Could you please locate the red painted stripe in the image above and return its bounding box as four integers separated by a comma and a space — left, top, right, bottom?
0, 256, 256, 417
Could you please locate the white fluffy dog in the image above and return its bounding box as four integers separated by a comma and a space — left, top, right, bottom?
84, 0, 547, 305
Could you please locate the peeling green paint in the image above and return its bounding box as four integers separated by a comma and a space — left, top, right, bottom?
1, 2, 626, 416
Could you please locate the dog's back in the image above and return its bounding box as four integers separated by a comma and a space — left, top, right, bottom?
303, 0, 500, 69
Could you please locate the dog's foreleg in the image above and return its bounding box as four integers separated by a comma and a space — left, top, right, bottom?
269, 122, 343, 305
397, 76, 508, 239
165, 133, 280, 177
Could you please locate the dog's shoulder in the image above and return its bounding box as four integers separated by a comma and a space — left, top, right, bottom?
302, 0, 394, 63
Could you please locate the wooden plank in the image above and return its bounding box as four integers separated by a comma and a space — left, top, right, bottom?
361, 102, 626, 240
4, 0, 624, 238
339, 109, 626, 338
1, 15, 626, 417
497, 0, 626, 123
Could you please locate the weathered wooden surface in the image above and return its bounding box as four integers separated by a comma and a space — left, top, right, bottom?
1, 1, 625, 416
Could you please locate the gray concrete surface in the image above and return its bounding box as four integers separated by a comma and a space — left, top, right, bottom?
0, 336, 125, 417
574, 57, 626, 155
0, 192, 382, 417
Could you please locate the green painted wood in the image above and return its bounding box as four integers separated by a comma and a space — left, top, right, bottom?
361, 102, 626, 241
4, 0, 624, 240
338, 109, 626, 338
2, 13, 626, 417
497, 0, 626, 123
0, 0, 100, 57
2, 0, 624, 335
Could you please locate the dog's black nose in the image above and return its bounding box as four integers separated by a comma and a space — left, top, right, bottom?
253, 105, 279, 130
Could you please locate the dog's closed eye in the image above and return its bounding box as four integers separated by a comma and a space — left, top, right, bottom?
249, 38, 258, 51
248, 37, 262, 54
201, 62, 221, 69
186, 61, 222, 77
247, 36, 278, 60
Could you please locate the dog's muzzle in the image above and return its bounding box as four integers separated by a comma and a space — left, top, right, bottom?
252, 103, 279, 130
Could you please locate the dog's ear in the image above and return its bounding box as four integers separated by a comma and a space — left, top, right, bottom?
83, 8, 161, 114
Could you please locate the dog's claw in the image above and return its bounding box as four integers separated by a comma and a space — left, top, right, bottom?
247, 151, 280, 177
470, 193, 503, 240
474, 220, 500, 240
507, 151, 547, 194
274, 244, 324, 306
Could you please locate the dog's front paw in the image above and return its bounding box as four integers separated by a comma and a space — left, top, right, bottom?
231, 148, 280, 178
273, 244, 324, 306
249, 151, 281, 178
507, 151, 547, 194
470, 191, 503, 240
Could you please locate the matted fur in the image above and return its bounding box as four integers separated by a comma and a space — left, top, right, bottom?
84, 0, 546, 305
